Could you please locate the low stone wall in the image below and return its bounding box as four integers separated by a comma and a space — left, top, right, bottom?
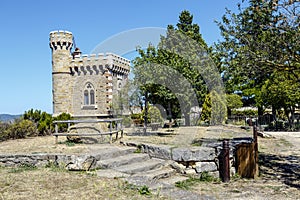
0, 154, 97, 171
124, 137, 253, 178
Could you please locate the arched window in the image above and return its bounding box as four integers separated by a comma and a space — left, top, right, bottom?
84, 90, 89, 105
90, 90, 95, 104
83, 83, 95, 105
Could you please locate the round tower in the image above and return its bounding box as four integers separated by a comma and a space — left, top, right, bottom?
49, 30, 73, 116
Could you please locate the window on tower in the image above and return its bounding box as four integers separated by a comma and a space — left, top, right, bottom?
82, 82, 96, 109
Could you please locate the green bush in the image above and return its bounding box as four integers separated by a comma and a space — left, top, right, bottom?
231, 109, 258, 116
53, 113, 73, 133
0, 122, 10, 141
7, 119, 38, 139
23, 109, 54, 135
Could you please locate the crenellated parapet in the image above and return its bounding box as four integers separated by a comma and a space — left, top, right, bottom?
49, 30, 73, 51
70, 53, 130, 76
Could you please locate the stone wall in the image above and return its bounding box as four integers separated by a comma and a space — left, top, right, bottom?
125, 137, 253, 178
0, 154, 97, 171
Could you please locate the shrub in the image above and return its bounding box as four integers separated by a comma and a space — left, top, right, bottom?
231, 109, 258, 116
53, 113, 73, 133
0, 122, 10, 141
7, 119, 38, 139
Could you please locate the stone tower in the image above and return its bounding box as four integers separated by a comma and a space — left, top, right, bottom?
49, 30, 130, 118
49, 30, 73, 115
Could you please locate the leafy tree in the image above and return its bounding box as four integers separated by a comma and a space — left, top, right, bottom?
260, 71, 300, 129
134, 10, 211, 125
215, 0, 300, 126
148, 105, 164, 124
201, 91, 227, 125
226, 93, 243, 116
200, 93, 211, 122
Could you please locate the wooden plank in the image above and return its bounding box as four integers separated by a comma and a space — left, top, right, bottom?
53, 130, 122, 137
53, 118, 123, 124
235, 143, 258, 178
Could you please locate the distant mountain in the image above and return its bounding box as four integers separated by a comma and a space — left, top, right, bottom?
0, 114, 22, 122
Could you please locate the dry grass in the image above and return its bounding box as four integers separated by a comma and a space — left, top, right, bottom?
0, 136, 89, 154
0, 166, 166, 200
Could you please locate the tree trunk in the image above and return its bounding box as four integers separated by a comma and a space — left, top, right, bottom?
257, 106, 264, 126
290, 106, 295, 130
184, 112, 190, 126
283, 106, 292, 130
272, 105, 277, 123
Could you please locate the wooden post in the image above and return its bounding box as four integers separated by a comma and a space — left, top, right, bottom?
55, 124, 58, 133
253, 125, 259, 177
109, 121, 112, 143
116, 120, 119, 140
220, 139, 230, 182
55, 123, 58, 144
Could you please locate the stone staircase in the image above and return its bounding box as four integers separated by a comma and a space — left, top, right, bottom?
91, 145, 206, 199
93, 145, 180, 184
89, 145, 215, 199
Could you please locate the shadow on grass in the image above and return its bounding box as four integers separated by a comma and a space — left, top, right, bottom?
259, 153, 300, 189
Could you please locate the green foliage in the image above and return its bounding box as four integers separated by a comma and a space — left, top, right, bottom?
138, 185, 151, 195
133, 10, 210, 125
122, 182, 151, 196
0, 122, 11, 141
0, 110, 73, 141
53, 113, 73, 133
199, 171, 219, 182
231, 109, 258, 116
201, 91, 227, 125
58, 140, 76, 146
131, 113, 142, 120
175, 172, 219, 190
200, 93, 211, 122
215, 0, 300, 127
9, 163, 37, 173
7, 119, 38, 139
226, 94, 243, 109
23, 109, 53, 135
147, 106, 164, 124
226, 94, 243, 116
45, 161, 67, 172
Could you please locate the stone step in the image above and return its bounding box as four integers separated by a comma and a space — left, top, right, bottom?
158, 175, 190, 186
96, 153, 150, 169
125, 167, 177, 190
114, 158, 164, 174
90, 146, 136, 160
96, 169, 130, 179
132, 167, 176, 181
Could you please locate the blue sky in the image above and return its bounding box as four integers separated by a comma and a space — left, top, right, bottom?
0, 0, 239, 115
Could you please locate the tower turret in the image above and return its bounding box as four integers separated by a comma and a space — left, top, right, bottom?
49, 30, 73, 116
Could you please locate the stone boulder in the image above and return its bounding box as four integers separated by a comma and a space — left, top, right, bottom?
172, 147, 216, 162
